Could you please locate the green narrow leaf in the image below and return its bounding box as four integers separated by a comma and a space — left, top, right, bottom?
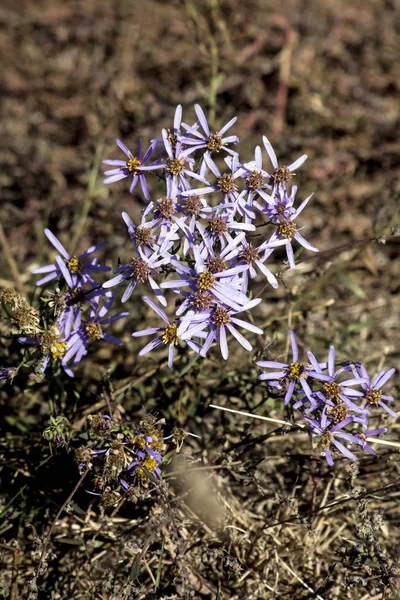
130, 552, 142, 580
155, 537, 165, 590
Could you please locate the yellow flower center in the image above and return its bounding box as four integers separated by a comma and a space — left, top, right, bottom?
198, 271, 215, 291
162, 323, 179, 345
327, 402, 349, 423
322, 381, 342, 400
126, 157, 142, 173
166, 158, 185, 175
288, 362, 304, 380
206, 134, 223, 152
320, 433, 333, 449
272, 166, 293, 186
51, 341, 67, 360
277, 220, 296, 240
67, 256, 83, 273
366, 388, 382, 405
86, 322, 103, 340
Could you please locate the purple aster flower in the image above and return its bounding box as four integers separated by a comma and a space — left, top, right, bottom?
160, 247, 250, 312
103, 138, 164, 200
260, 192, 318, 269
306, 346, 369, 414
63, 295, 128, 370
182, 153, 239, 205
181, 104, 239, 169
103, 248, 168, 306
351, 364, 397, 418
32, 229, 110, 288
132, 296, 203, 368
151, 104, 184, 153
196, 214, 255, 254
224, 236, 279, 291
256, 330, 317, 405
18, 326, 73, 377
304, 413, 362, 466
357, 428, 388, 455
161, 128, 208, 197
176, 193, 214, 255
255, 185, 298, 222
56, 284, 113, 338
262, 136, 307, 190
180, 298, 263, 360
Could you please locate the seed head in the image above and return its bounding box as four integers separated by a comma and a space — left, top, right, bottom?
271, 166, 293, 186
134, 226, 154, 247
130, 258, 152, 282
241, 246, 259, 264
212, 306, 231, 327
184, 195, 203, 216
190, 291, 213, 310
156, 197, 176, 220
206, 256, 226, 273
208, 217, 228, 236
217, 174, 238, 194
246, 171, 264, 190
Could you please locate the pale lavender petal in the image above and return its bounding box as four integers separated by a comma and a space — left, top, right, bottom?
44, 229, 69, 259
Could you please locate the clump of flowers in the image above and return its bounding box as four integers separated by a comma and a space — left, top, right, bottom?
101, 103, 318, 365
256, 331, 397, 466
0, 233, 127, 378
74, 413, 180, 505
0, 104, 396, 469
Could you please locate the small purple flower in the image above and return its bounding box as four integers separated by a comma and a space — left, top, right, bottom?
262, 136, 307, 190
306, 346, 369, 414
182, 154, 239, 204
351, 364, 397, 418
103, 138, 164, 200
103, 248, 168, 306
160, 247, 250, 312
32, 229, 110, 288
180, 298, 263, 360
304, 413, 362, 466
161, 128, 208, 197
224, 236, 279, 291
132, 296, 203, 368
181, 104, 239, 168
260, 193, 318, 269
357, 428, 388, 455
256, 330, 316, 405
63, 295, 128, 370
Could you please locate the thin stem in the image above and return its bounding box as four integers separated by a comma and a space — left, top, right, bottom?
34, 470, 87, 582
209, 404, 400, 449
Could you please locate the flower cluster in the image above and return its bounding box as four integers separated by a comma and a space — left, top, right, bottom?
74, 413, 170, 505
103, 104, 318, 364
1, 229, 128, 379
257, 331, 397, 465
